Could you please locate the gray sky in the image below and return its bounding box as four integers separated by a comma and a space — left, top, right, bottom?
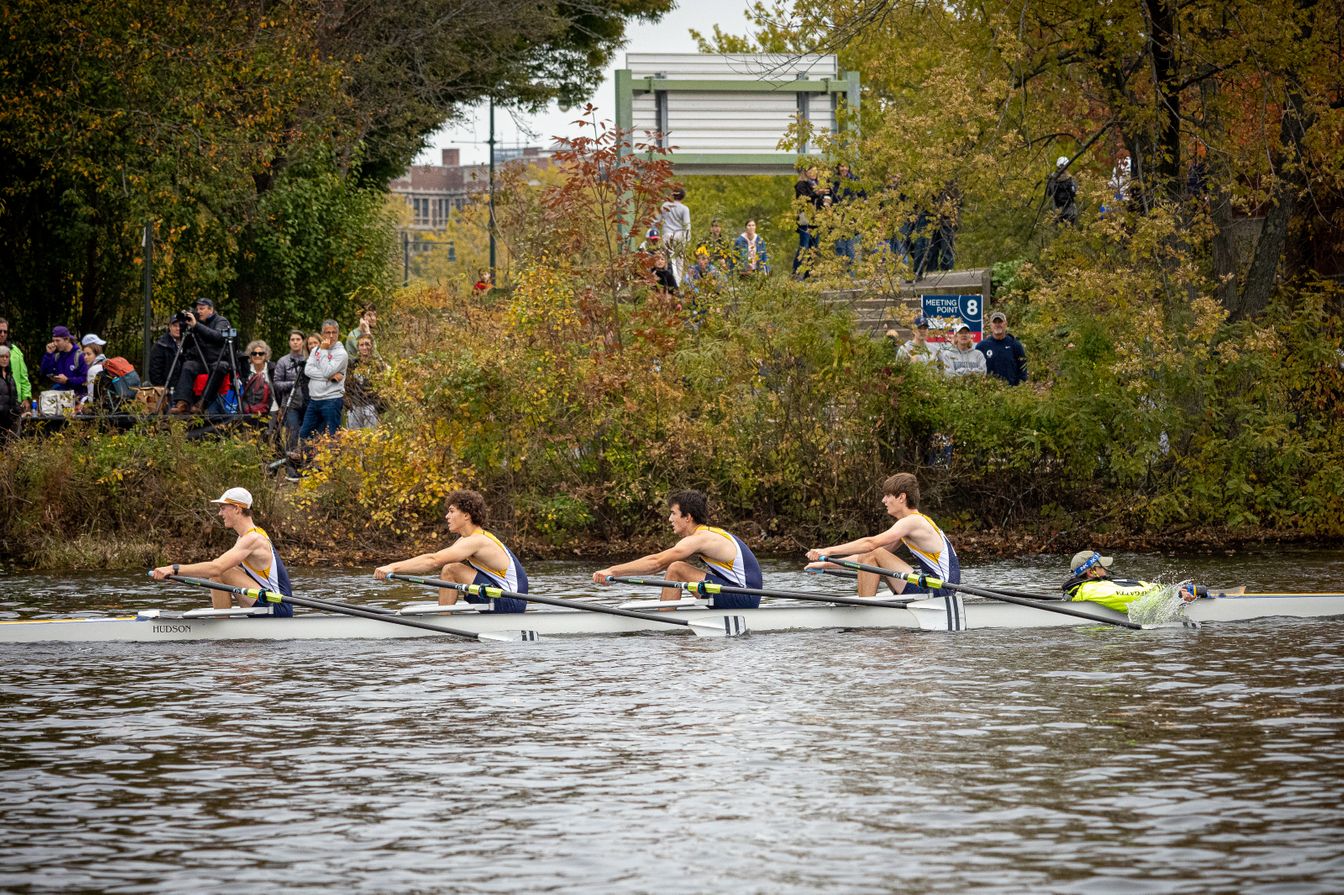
416, 0, 758, 166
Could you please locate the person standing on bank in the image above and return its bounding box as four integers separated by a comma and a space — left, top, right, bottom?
150, 487, 294, 616
147, 318, 182, 388
0, 318, 31, 407
39, 326, 87, 393
976, 311, 1028, 385
171, 298, 233, 413
940, 323, 987, 377
272, 329, 309, 452
298, 319, 347, 442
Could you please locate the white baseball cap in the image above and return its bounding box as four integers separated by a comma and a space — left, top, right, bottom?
81, 334, 107, 347
209, 487, 253, 509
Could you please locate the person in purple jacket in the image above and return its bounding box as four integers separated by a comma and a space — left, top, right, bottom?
38, 326, 87, 392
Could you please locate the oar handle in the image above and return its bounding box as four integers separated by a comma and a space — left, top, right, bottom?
160, 572, 285, 604
387, 573, 704, 628
818, 556, 1144, 630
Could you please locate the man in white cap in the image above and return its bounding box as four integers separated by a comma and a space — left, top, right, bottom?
1062, 550, 1196, 611
1046, 156, 1078, 225
151, 487, 293, 615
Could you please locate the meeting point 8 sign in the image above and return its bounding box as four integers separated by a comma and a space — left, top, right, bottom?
921, 294, 983, 342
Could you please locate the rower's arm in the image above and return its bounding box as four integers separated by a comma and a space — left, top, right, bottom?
809, 522, 905, 561
153, 535, 258, 580
594, 535, 704, 583
374, 538, 480, 579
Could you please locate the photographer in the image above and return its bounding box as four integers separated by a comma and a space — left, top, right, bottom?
170, 298, 235, 413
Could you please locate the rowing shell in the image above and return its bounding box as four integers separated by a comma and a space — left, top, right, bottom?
2, 592, 1342, 644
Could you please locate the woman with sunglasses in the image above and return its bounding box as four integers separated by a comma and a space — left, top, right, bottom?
241, 340, 276, 416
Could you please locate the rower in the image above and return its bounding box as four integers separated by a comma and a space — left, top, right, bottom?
592, 489, 763, 608
805, 472, 961, 601
150, 487, 294, 616
373, 489, 528, 613
1063, 550, 1198, 610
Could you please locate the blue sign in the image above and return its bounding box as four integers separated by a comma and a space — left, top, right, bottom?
921, 294, 983, 342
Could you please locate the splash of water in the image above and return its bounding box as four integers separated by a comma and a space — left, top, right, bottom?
1126, 583, 1189, 626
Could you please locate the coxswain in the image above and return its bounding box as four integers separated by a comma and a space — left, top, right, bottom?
592, 489, 763, 608
373, 489, 528, 613
150, 487, 294, 616
806, 472, 961, 601
1063, 551, 1198, 610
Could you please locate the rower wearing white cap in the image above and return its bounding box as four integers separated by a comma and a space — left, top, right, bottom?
1063, 550, 1196, 611
150, 487, 294, 616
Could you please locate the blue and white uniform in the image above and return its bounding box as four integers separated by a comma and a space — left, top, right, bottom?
464, 529, 529, 614
240, 525, 294, 618
897, 513, 963, 631
696, 525, 763, 609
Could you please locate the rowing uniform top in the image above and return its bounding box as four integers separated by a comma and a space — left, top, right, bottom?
1064, 576, 1164, 612
696, 525, 762, 609
240, 525, 294, 617
465, 529, 528, 613
900, 513, 961, 594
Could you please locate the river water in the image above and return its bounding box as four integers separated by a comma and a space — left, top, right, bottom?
2, 551, 1343, 893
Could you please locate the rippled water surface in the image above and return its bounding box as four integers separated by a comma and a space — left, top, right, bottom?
3, 551, 1343, 893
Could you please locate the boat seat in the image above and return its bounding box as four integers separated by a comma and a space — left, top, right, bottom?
615, 597, 709, 610
398, 601, 484, 616
180, 607, 275, 619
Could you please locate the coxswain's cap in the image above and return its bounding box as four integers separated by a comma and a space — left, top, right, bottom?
1070, 550, 1113, 575
210, 487, 253, 509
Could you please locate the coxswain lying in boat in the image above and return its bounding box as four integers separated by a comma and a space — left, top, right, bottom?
1063, 550, 1199, 610
592, 489, 763, 609
149, 487, 294, 616
805, 472, 961, 600
373, 489, 528, 613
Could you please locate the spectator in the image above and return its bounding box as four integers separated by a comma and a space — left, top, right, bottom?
345, 334, 386, 429
831, 163, 865, 262
1047, 156, 1079, 225
928, 182, 961, 271
651, 253, 677, 294
0, 345, 22, 435
940, 323, 987, 377
908, 207, 932, 279
700, 218, 736, 271
793, 165, 824, 276
659, 187, 691, 283
345, 305, 377, 356
976, 311, 1028, 385
79, 335, 107, 405
735, 219, 769, 275
881, 176, 913, 269
685, 249, 723, 292
241, 339, 276, 416
272, 329, 308, 453
147, 319, 182, 387
298, 319, 347, 444
39, 326, 87, 393
0, 318, 31, 407
1109, 154, 1133, 208
306, 331, 321, 355
473, 270, 493, 294
888, 316, 941, 366
171, 298, 234, 414
639, 225, 661, 254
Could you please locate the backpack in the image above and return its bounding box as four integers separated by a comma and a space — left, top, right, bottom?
242, 370, 273, 414
102, 357, 141, 399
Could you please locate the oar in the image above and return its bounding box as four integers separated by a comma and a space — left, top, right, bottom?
813, 568, 1064, 601
817, 556, 1151, 630
609, 575, 922, 610
386, 573, 747, 637
159, 573, 538, 642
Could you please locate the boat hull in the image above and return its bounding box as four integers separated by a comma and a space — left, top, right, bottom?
1, 592, 1342, 643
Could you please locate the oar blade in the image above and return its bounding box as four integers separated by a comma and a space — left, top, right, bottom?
688, 616, 748, 638
477, 630, 541, 643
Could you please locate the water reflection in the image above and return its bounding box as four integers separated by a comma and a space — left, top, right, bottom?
2, 554, 1343, 892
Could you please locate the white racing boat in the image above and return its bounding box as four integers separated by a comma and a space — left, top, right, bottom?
2, 591, 1343, 643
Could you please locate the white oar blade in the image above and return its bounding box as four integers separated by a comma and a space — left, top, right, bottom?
688, 616, 748, 638
477, 630, 540, 643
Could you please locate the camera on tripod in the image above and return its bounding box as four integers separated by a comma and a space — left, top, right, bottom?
171, 308, 193, 326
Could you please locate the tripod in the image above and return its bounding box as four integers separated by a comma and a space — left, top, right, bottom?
158, 328, 209, 416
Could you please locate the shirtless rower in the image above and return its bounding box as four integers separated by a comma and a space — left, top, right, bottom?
150, 487, 294, 616
592, 489, 763, 608
373, 489, 528, 613
805, 472, 960, 600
